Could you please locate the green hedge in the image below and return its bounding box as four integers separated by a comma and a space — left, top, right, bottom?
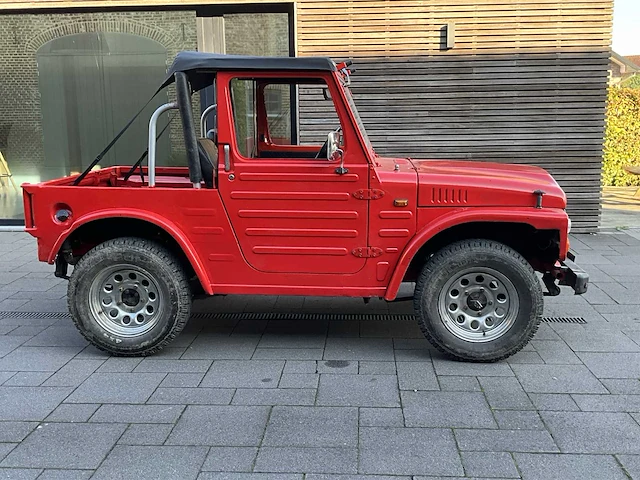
603, 86, 640, 186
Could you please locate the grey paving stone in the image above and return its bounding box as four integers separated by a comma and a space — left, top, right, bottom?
166, 405, 270, 446
95, 357, 143, 373
0, 423, 37, 443
278, 373, 319, 389
36, 470, 92, 480
554, 327, 640, 353
505, 350, 545, 364
432, 358, 514, 377
257, 334, 326, 350
92, 445, 207, 480
541, 411, 640, 454
0, 387, 72, 421
0, 423, 126, 469
529, 393, 580, 411
201, 447, 257, 472
328, 321, 359, 338
133, 359, 212, 373
3, 326, 44, 337
578, 353, 640, 378
0, 468, 41, 479
616, 455, 640, 479
147, 388, 234, 405
493, 410, 545, 430
0, 373, 14, 386
601, 378, 640, 395
22, 326, 87, 347
65, 373, 165, 404
478, 376, 535, 410
90, 404, 184, 423
572, 394, 640, 412
396, 362, 438, 391
254, 447, 357, 474
0, 326, 17, 335
461, 451, 519, 478
515, 453, 628, 480
306, 476, 410, 480
511, 364, 607, 394
359, 427, 463, 476
358, 361, 396, 375
402, 391, 496, 428
531, 340, 582, 364
263, 406, 357, 447
200, 360, 284, 388
317, 374, 400, 407
324, 338, 394, 361
198, 474, 302, 480
392, 338, 432, 350
438, 376, 481, 392
360, 320, 422, 338
454, 429, 559, 453
159, 373, 205, 388
182, 335, 260, 360
282, 361, 316, 374
117, 424, 175, 446
359, 408, 404, 427
45, 404, 99, 423
317, 360, 358, 374
0, 444, 15, 463
231, 389, 316, 406
0, 346, 82, 372
41, 360, 103, 387
2, 372, 51, 387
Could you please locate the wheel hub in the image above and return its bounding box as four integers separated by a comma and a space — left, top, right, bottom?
438, 267, 519, 343
88, 265, 163, 338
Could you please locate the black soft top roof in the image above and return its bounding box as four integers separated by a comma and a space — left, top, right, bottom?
160, 51, 337, 91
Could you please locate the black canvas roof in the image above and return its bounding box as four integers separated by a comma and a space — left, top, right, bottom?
160, 51, 337, 91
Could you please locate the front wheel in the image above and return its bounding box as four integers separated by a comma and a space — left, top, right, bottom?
68, 237, 192, 356
414, 239, 543, 362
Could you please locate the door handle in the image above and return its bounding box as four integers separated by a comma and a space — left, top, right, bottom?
223, 144, 231, 172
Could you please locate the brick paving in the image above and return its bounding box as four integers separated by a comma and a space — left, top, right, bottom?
0, 229, 639, 479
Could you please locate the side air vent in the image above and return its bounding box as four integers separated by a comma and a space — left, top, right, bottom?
430, 187, 468, 204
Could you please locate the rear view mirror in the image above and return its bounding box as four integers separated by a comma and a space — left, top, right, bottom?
327, 130, 341, 161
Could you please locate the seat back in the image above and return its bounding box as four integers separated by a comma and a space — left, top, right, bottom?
197, 138, 218, 188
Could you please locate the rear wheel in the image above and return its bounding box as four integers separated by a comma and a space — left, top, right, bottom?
413, 239, 543, 362
68, 237, 191, 356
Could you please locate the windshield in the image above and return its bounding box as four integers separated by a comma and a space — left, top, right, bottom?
342, 86, 373, 153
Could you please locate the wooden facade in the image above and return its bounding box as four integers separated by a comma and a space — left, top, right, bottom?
0, 0, 613, 231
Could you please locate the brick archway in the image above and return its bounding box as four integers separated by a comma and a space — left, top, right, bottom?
26, 19, 178, 55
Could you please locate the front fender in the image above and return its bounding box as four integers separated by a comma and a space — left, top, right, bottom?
384, 207, 568, 301
49, 208, 213, 295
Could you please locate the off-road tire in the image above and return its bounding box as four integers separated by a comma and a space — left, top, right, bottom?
68, 237, 192, 356
413, 239, 543, 362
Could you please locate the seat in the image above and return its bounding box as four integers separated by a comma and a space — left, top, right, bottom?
197, 138, 218, 188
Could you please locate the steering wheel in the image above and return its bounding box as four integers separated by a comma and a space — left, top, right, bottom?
315, 126, 342, 159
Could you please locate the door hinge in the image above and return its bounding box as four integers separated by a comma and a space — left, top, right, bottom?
353, 188, 385, 200
352, 246, 383, 258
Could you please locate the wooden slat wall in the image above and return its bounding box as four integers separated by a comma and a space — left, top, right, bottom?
296, 0, 613, 232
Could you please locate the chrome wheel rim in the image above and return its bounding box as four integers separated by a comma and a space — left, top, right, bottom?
437, 267, 519, 343
88, 264, 163, 338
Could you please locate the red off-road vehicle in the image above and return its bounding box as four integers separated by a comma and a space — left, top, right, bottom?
22, 52, 588, 361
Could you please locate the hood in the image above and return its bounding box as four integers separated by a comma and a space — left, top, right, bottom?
411, 159, 566, 209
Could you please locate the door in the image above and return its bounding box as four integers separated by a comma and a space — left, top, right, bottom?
217, 74, 370, 275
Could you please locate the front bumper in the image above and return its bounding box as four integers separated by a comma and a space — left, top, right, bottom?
542, 251, 589, 296
559, 251, 589, 295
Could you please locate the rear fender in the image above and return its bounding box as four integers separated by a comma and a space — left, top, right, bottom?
384, 207, 568, 301
49, 208, 213, 295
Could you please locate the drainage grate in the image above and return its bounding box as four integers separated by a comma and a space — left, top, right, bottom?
0, 311, 585, 324
541, 316, 587, 324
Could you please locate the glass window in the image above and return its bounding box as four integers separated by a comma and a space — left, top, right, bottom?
230, 78, 341, 159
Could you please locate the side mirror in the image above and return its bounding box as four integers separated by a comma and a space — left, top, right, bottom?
326, 130, 341, 161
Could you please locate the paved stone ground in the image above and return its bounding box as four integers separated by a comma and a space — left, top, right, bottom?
1, 230, 640, 479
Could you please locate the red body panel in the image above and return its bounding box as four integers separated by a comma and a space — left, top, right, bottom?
22, 67, 571, 301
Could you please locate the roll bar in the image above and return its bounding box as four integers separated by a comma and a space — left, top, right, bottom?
200, 104, 217, 138
147, 102, 178, 187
